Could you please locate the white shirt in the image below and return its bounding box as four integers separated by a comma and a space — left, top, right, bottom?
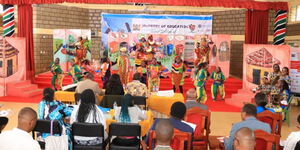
283, 131, 300, 150
70, 105, 107, 141
115, 105, 147, 123
0, 128, 41, 150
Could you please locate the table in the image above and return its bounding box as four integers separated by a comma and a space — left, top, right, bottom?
147, 93, 185, 116
55, 91, 184, 116
105, 110, 154, 136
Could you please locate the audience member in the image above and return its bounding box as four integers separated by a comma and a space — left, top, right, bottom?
125, 73, 148, 97
154, 119, 174, 150
0, 116, 8, 133
233, 127, 255, 150
112, 94, 147, 146
151, 102, 194, 134
280, 67, 291, 86
185, 88, 208, 110
0, 107, 40, 150
38, 88, 73, 139
278, 80, 291, 106
105, 74, 125, 95
71, 89, 107, 145
75, 73, 103, 97
254, 93, 274, 113
255, 77, 271, 95
283, 115, 300, 150
224, 104, 271, 150
100, 57, 111, 89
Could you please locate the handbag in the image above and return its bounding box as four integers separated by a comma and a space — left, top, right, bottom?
45, 120, 68, 150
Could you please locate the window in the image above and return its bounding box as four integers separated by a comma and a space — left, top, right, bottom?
296, 5, 300, 21
290, 5, 300, 22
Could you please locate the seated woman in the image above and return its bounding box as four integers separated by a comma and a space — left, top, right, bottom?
105, 74, 125, 95
112, 94, 147, 146
71, 89, 107, 145
38, 88, 73, 142
278, 80, 291, 107
255, 77, 272, 95
254, 93, 275, 114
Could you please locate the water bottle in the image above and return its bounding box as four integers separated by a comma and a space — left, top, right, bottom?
113, 101, 117, 110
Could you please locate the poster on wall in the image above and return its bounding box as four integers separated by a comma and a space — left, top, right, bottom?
53, 29, 92, 72
101, 13, 213, 71
0, 37, 26, 96
290, 47, 300, 94
243, 44, 290, 90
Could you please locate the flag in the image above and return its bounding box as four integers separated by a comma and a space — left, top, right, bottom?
273, 10, 287, 45
3, 4, 15, 37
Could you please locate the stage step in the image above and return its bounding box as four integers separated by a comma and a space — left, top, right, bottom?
225, 89, 255, 107
6, 80, 43, 97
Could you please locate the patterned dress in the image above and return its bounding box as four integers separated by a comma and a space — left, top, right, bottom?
117, 55, 130, 85
171, 62, 185, 89
69, 64, 83, 83
148, 64, 161, 92
211, 71, 225, 100
194, 69, 208, 103
50, 62, 63, 90
268, 72, 281, 85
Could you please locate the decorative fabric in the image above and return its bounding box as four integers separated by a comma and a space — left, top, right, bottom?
273, 10, 287, 45
3, 4, 15, 37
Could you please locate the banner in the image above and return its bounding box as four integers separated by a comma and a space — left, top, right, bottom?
243, 44, 290, 90
290, 47, 300, 94
0, 37, 26, 96
53, 29, 92, 72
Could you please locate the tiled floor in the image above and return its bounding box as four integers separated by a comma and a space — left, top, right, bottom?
1, 101, 299, 139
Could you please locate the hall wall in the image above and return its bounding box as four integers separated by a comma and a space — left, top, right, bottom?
33, 4, 276, 78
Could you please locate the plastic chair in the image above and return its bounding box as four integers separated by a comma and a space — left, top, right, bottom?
254, 129, 280, 150
108, 123, 142, 150
32, 119, 62, 149
148, 129, 192, 150
282, 95, 294, 126
132, 96, 147, 110
257, 110, 282, 136
72, 122, 105, 150
185, 107, 211, 149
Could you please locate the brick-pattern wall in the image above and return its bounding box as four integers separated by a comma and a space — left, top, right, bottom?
287, 23, 300, 36
33, 4, 89, 74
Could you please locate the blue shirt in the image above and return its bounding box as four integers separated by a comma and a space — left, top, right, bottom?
224, 117, 271, 150
257, 106, 275, 114
150, 117, 194, 133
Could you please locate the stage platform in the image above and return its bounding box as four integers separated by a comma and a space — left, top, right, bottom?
0, 72, 245, 112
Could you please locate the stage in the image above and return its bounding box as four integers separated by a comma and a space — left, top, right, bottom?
0, 71, 246, 112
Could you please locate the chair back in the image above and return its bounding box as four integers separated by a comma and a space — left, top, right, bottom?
185, 107, 211, 141
74, 93, 81, 104
109, 123, 141, 137
100, 95, 124, 108
132, 96, 147, 109
257, 110, 282, 136
254, 130, 280, 150
72, 122, 104, 137
148, 129, 192, 150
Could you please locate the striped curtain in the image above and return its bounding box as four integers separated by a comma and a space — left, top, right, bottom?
273, 10, 287, 45
3, 4, 15, 37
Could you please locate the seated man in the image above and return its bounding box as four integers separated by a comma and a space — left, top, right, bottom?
150, 101, 194, 134
282, 115, 300, 150
233, 127, 256, 150
0, 107, 41, 150
224, 104, 271, 150
154, 119, 174, 150
254, 93, 274, 113
125, 73, 148, 97
185, 88, 208, 110
75, 73, 103, 101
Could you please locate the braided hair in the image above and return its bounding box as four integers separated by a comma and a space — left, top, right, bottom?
77, 89, 98, 123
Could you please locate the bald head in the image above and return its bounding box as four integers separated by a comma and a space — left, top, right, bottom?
234, 127, 256, 150
155, 119, 174, 146
17, 107, 37, 133
186, 88, 197, 100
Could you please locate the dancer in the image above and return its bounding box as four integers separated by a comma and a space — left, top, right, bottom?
135, 44, 144, 67
136, 61, 147, 85
100, 57, 111, 88
117, 47, 130, 85
194, 36, 210, 66
49, 58, 63, 91
211, 67, 225, 101
69, 59, 83, 83
148, 58, 161, 92
171, 56, 185, 93
268, 64, 281, 86
74, 36, 87, 64
194, 62, 209, 103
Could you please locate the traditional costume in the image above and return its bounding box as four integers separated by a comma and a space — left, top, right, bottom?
268, 71, 281, 86
100, 61, 111, 88
148, 63, 161, 92
211, 71, 225, 100
74, 39, 86, 64
137, 65, 147, 85
50, 62, 63, 91
172, 60, 185, 93
117, 47, 130, 85
69, 63, 83, 83
194, 37, 210, 66
194, 68, 208, 103
135, 49, 144, 67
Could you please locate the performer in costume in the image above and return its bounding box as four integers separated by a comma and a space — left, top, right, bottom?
194, 36, 211, 66
117, 47, 130, 85
100, 57, 111, 88
171, 56, 185, 93
211, 67, 225, 101
69, 59, 83, 83
74, 37, 87, 64
148, 58, 161, 92
136, 61, 147, 85
194, 62, 209, 103
135, 44, 144, 67
49, 58, 63, 91
268, 64, 281, 86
